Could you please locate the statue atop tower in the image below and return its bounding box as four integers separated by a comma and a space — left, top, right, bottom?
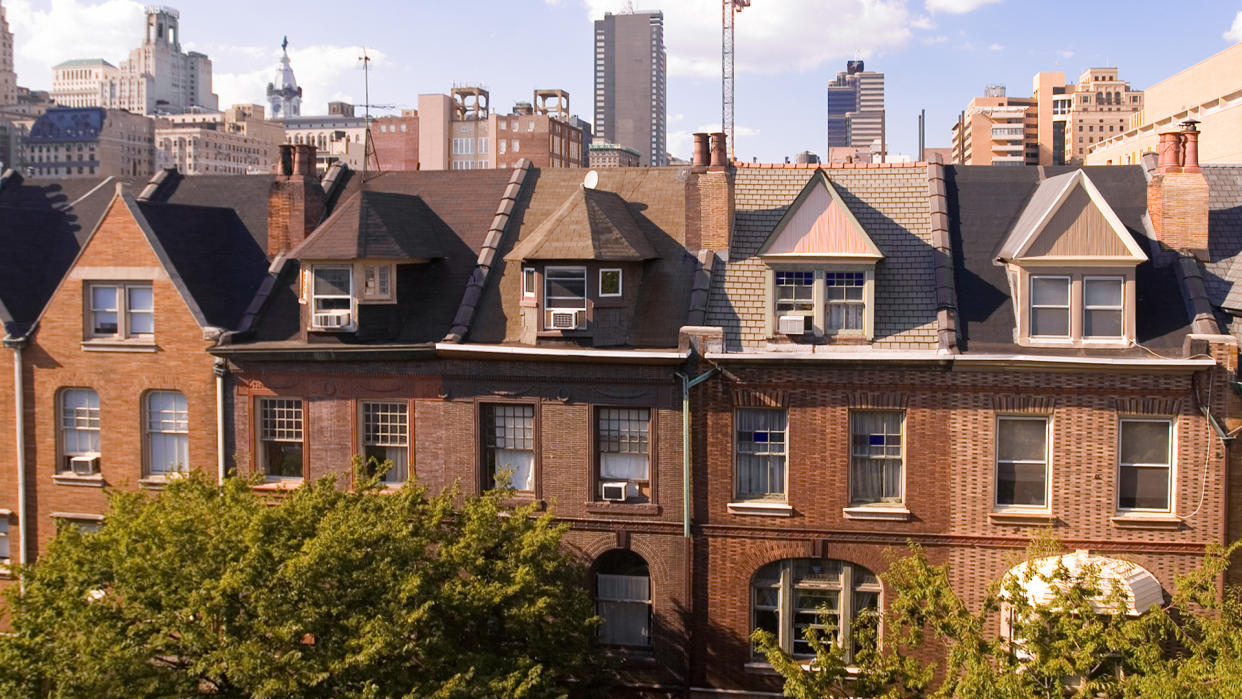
266, 36, 302, 119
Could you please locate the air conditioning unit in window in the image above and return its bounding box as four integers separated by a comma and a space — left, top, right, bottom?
601, 481, 631, 502
312, 310, 352, 329
550, 310, 578, 330
70, 454, 100, 476
778, 315, 810, 335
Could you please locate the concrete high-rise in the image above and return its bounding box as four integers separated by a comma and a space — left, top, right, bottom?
826, 60, 885, 157
950, 85, 1037, 166
0, 0, 16, 106
593, 10, 666, 166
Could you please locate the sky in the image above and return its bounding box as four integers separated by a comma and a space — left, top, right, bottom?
5, 0, 1242, 163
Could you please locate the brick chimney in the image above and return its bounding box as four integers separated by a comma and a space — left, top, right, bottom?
686, 132, 733, 253
1147, 121, 1208, 261
267, 143, 326, 257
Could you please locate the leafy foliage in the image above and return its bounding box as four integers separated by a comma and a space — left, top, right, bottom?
0, 470, 610, 698
755, 537, 1242, 699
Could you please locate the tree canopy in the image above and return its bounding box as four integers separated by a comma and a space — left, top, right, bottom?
0, 471, 610, 698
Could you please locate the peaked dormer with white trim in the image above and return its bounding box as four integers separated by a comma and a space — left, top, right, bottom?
995, 170, 1147, 347
757, 170, 885, 341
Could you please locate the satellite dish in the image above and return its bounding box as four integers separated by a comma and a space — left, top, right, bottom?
583, 170, 599, 190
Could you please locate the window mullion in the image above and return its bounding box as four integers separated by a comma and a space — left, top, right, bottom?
840, 563, 854, 663
779, 562, 793, 653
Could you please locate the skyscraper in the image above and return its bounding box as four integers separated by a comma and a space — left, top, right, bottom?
0, 0, 16, 106
593, 10, 666, 167
825, 60, 885, 157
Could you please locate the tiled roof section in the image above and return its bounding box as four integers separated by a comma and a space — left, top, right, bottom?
27, 108, 105, 143
505, 186, 658, 262
147, 173, 277, 254
136, 201, 271, 330
290, 190, 449, 261
949, 165, 1191, 355
1201, 166, 1242, 311
0, 175, 140, 336
707, 165, 940, 351
468, 167, 695, 347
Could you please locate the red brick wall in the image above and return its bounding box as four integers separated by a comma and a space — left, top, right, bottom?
372, 115, 419, 172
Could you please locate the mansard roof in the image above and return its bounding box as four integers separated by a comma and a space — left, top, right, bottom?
504, 186, 658, 262
756, 169, 883, 260
290, 190, 449, 261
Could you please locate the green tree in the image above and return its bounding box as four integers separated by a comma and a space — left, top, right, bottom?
0, 470, 610, 698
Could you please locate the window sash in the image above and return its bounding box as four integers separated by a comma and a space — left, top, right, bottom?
311, 266, 352, 312
1083, 277, 1123, 338
1030, 276, 1070, 337
89, 283, 153, 338
260, 398, 303, 478
544, 266, 587, 309
996, 417, 1048, 508
145, 391, 188, 475
825, 272, 865, 331
1118, 419, 1171, 511
485, 405, 535, 492
775, 271, 814, 314
362, 402, 408, 483
60, 388, 100, 470
850, 411, 903, 504
752, 559, 879, 663
735, 409, 787, 499
599, 408, 650, 481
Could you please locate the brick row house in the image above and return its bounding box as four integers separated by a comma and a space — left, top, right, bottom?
0, 127, 1239, 697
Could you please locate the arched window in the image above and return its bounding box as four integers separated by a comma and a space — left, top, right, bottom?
752, 558, 880, 662
145, 391, 188, 476
595, 550, 651, 648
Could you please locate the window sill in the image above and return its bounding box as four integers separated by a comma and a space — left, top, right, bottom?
500, 496, 546, 510
1111, 513, 1181, 530
584, 501, 661, 516
251, 479, 305, 491
138, 473, 188, 489
843, 505, 911, 521
52, 473, 105, 487
727, 500, 793, 517
80, 339, 157, 353
989, 509, 1056, 525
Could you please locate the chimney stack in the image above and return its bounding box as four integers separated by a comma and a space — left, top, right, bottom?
1147, 123, 1209, 261
267, 144, 326, 257
686, 133, 734, 253
691, 132, 709, 172
709, 132, 728, 170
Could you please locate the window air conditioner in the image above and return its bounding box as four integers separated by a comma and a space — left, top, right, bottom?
778, 315, 810, 335
601, 481, 630, 502
313, 310, 352, 329
70, 454, 100, 476
550, 310, 578, 330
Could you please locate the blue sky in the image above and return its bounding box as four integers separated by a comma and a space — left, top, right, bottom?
6, 0, 1242, 162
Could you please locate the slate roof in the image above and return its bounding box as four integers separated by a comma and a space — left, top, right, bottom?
290, 190, 449, 261
1201, 166, 1242, 312
0, 174, 140, 336
26, 108, 106, 144
505, 186, 658, 262
949, 165, 1190, 355
144, 173, 277, 254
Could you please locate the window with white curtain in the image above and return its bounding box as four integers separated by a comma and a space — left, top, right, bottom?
145, 391, 188, 476
595, 550, 651, 647
598, 408, 650, 501
850, 411, 903, 505
362, 401, 408, 484
59, 388, 100, 472
483, 404, 535, 493
735, 408, 787, 500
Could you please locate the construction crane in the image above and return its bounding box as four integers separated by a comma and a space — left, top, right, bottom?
723, 0, 750, 162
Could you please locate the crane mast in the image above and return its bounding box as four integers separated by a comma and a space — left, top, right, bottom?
723, 0, 750, 162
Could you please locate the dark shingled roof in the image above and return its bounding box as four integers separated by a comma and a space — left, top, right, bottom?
0, 175, 139, 336
948, 164, 1191, 355
1201, 166, 1242, 312
145, 173, 276, 253
290, 190, 448, 261
505, 186, 658, 262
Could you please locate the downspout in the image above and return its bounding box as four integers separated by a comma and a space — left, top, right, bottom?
677, 367, 716, 538
5, 337, 28, 572
214, 359, 227, 484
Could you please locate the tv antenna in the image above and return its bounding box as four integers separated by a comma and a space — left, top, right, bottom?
358, 47, 381, 180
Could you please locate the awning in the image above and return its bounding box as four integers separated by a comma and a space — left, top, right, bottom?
1002, 549, 1164, 615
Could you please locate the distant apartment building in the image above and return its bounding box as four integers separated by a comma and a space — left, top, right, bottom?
951, 68, 1141, 166
826, 60, 885, 156
417, 86, 583, 171
24, 107, 154, 178
156, 105, 284, 174
282, 104, 367, 172
267, 37, 301, 119
589, 141, 640, 168
593, 10, 667, 166
370, 111, 419, 171
1088, 42, 1242, 165
50, 6, 218, 115
1, 0, 16, 106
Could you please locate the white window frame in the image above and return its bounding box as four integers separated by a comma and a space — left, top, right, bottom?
59, 388, 100, 474
1117, 418, 1174, 514
597, 407, 650, 501
734, 408, 788, 501
360, 400, 409, 484
1082, 275, 1124, 339
599, 268, 623, 297
1029, 275, 1071, 339
362, 263, 394, 302
86, 281, 153, 340
849, 410, 904, 506
258, 397, 304, 480
543, 266, 587, 330
824, 270, 867, 335
310, 265, 355, 330
144, 390, 188, 477
522, 267, 536, 297
994, 415, 1050, 511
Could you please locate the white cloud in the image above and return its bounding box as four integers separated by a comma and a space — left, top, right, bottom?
7, 0, 144, 71
910, 15, 934, 30
212, 45, 388, 114
922, 35, 949, 45
925, 0, 1002, 13
581, 0, 915, 78
1225, 11, 1242, 42
988, 42, 1003, 51
1058, 49, 1075, 59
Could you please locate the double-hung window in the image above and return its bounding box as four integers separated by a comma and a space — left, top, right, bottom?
1029, 276, 1070, 338
145, 391, 188, 476
825, 272, 865, 332
361, 401, 408, 484
1083, 277, 1123, 338
88, 282, 153, 339
850, 411, 903, 505
598, 408, 650, 501
996, 417, 1049, 508
1118, 419, 1172, 511
311, 265, 353, 329
752, 559, 880, 663
735, 408, 787, 500
774, 271, 813, 332
259, 398, 303, 479
483, 404, 535, 493
544, 266, 586, 330
59, 388, 100, 473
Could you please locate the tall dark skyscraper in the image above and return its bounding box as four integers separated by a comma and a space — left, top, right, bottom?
593, 10, 667, 167
826, 60, 886, 156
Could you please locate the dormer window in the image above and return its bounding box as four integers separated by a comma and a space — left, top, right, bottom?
825, 271, 865, 332
545, 266, 587, 330
600, 268, 623, 297
311, 265, 354, 330
1030, 275, 1070, 337
1083, 277, 1123, 337
362, 264, 393, 301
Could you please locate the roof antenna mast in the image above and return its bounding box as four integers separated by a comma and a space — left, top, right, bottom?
358, 47, 379, 181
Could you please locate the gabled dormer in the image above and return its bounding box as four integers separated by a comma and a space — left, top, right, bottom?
994, 170, 1147, 348
757, 170, 884, 341
504, 185, 657, 344
290, 190, 446, 333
